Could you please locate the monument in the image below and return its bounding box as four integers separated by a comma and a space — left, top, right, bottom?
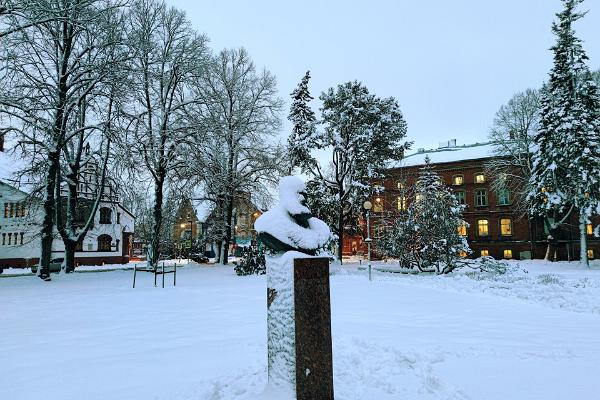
254, 176, 334, 399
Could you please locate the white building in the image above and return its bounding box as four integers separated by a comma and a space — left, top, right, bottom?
0, 142, 134, 269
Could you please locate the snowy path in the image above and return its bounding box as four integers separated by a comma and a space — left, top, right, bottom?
1, 262, 600, 399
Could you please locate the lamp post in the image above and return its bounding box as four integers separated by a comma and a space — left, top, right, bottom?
363, 200, 373, 281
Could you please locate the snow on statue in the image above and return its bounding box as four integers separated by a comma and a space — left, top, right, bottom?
254, 176, 331, 394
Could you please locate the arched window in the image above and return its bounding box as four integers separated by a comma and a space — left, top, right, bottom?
99, 207, 112, 224
98, 234, 112, 251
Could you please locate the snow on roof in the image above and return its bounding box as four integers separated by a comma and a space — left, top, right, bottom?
391, 142, 495, 168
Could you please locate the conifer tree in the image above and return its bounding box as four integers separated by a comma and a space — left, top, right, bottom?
287, 71, 317, 174
528, 0, 600, 266
379, 157, 470, 273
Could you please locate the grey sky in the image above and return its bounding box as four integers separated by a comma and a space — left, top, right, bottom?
167, 0, 600, 151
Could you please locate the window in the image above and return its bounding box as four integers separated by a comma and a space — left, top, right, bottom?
477, 219, 489, 236
99, 207, 112, 224
498, 189, 511, 205
500, 218, 513, 236
415, 194, 424, 202
19, 232, 24, 245
7, 232, 12, 245
397, 196, 407, 211
588, 249, 595, 260
587, 224, 593, 235
76, 241, 83, 251
397, 181, 406, 190
452, 175, 464, 186
459, 251, 468, 258
117, 212, 121, 224
503, 249, 513, 259
3, 203, 7, 218
475, 173, 486, 183
480, 249, 489, 257
457, 224, 467, 236
475, 189, 488, 207
373, 198, 383, 213
97, 234, 112, 251
455, 190, 466, 205
1, 233, 5, 245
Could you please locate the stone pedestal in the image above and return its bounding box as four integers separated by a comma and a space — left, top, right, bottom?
294, 257, 334, 400
266, 252, 334, 399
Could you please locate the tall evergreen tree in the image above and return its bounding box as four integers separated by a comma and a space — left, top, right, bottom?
528, 0, 600, 266
287, 71, 317, 174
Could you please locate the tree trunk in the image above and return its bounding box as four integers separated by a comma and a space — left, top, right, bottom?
149, 175, 165, 269
38, 150, 60, 280
337, 206, 344, 264
220, 194, 234, 265
579, 212, 589, 267
63, 239, 77, 273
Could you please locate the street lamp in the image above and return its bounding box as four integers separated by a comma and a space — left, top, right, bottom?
363, 200, 373, 281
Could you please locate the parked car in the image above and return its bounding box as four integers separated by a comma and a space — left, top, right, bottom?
189, 253, 209, 263
31, 258, 64, 274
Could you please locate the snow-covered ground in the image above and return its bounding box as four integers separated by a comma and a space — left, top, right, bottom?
2, 260, 600, 400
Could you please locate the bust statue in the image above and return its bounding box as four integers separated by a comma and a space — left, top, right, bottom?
254, 176, 330, 255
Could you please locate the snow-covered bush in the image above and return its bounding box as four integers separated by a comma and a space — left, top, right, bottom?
378, 157, 471, 274
234, 246, 266, 276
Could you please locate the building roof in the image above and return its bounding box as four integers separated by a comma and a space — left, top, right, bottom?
390, 141, 495, 168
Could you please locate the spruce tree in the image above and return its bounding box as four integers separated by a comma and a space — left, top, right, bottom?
379, 157, 470, 273
529, 0, 600, 266
287, 71, 317, 174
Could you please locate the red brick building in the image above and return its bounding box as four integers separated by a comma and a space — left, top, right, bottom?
345, 141, 599, 261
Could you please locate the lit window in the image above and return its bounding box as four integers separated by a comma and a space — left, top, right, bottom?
452, 175, 464, 186
588, 249, 595, 260
500, 218, 513, 236
459, 251, 468, 258
587, 224, 593, 235
415, 194, 424, 202
397, 196, 407, 211
373, 198, 383, 213
475, 189, 488, 206
475, 173, 486, 183
480, 249, 489, 257
503, 249, 513, 259
477, 219, 489, 236
498, 189, 510, 205
457, 224, 467, 236
397, 181, 405, 190
455, 191, 466, 205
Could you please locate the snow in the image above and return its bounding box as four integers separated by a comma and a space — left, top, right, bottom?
254, 176, 330, 251
0, 149, 25, 184
2, 260, 600, 400
391, 142, 495, 168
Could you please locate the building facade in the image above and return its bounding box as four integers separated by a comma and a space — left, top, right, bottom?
346, 141, 599, 261
0, 147, 135, 269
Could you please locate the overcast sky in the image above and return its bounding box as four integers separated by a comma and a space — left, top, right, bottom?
167, 0, 600, 151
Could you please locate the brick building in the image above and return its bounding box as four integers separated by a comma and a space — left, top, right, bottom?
345, 141, 599, 261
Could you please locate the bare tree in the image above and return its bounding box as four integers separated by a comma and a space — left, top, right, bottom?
485, 88, 540, 216
0, 0, 128, 280
122, 0, 209, 269
188, 48, 283, 264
